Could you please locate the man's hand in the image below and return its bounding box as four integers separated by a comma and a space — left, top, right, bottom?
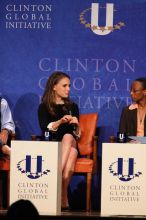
0, 129, 9, 144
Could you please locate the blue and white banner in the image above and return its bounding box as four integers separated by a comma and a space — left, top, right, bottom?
10, 140, 62, 215
101, 143, 146, 216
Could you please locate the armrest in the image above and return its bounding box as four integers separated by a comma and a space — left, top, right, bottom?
109, 135, 116, 143
31, 135, 42, 141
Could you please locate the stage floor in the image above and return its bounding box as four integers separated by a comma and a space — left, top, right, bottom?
1, 209, 146, 220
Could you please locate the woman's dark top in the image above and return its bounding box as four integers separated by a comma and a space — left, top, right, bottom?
119, 106, 146, 136
38, 102, 79, 141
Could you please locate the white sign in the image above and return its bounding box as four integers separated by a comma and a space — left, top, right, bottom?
101, 143, 146, 216
10, 141, 62, 215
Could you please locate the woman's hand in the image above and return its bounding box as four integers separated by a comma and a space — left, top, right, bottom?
69, 116, 79, 126
60, 115, 73, 124
50, 115, 74, 131
51, 115, 79, 132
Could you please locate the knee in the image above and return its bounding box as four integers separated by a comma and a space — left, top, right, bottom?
62, 166, 75, 181
62, 134, 75, 145
71, 147, 78, 155
62, 172, 70, 182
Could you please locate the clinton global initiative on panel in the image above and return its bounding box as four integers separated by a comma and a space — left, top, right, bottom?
38, 58, 136, 73
5, 4, 52, 29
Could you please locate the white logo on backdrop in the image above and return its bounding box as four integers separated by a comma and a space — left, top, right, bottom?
80, 3, 125, 35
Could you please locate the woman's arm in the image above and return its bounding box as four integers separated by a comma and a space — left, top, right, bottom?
48, 115, 73, 131
38, 103, 51, 132
119, 107, 128, 133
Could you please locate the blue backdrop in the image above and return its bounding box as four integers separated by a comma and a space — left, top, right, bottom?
1, 0, 146, 210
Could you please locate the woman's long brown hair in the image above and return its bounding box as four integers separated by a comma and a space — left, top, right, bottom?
42, 71, 72, 116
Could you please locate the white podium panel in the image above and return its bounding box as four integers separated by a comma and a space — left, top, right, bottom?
101, 143, 146, 216
10, 141, 62, 215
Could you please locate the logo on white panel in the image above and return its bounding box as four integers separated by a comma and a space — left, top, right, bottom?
109, 158, 142, 181
17, 155, 50, 179
79, 3, 125, 35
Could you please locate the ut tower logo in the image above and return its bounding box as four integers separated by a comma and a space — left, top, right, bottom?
109, 158, 142, 181
17, 155, 50, 179
80, 3, 125, 35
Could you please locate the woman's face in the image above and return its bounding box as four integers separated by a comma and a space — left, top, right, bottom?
53, 77, 70, 99
130, 81, 145, 102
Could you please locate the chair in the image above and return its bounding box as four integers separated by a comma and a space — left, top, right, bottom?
31, 113, 98, 212
74, 113, 98, 212
0, 133, 16, 209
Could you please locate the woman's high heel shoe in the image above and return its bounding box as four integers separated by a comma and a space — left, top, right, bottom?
61, 206, 70, 211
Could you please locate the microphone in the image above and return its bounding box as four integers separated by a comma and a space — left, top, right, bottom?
117, 132, 127, 143
69, 110, 77, 131
71, 123, 77, 131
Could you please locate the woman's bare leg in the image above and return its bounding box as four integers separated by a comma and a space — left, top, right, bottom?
61, 134, 76, 171
61, 134, 78, 208
62, 148, 78, 208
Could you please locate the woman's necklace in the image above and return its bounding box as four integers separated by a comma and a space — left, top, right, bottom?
138, 106, 146, 124
55, 99, 64, 104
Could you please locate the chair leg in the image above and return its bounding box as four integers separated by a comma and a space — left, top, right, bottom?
0, 171, 8, 209
7, 171, 10, 207
0, 172, 2, 209
86, 173, 92, 212
0, 171, 10, 209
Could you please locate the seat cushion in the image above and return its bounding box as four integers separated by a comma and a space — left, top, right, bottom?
74, 158, 93, 173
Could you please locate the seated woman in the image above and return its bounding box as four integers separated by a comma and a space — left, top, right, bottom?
119, 77, 146, 137
38, 71, 81, 210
